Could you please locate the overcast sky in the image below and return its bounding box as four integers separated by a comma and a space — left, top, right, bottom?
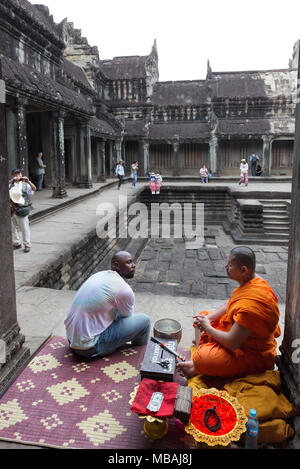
37, 0, 300, 81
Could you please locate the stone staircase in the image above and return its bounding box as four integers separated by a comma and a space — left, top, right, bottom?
259, 200, 290, 244
138, 186, 232, 224
137, 187, 291, 246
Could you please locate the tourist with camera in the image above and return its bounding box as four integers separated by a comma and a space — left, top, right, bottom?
9, 168, 36, 253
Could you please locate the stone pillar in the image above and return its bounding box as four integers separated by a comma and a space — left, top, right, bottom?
77, 121, 93, 188
115, 139, 122, 163
0, 75, 30, 393
172, 135, 180, 177
109, 140, 114, 176
209, 135, 219, 176
144, 140, 150, 175
262, 135, 272, 177
278, 45, 300, 410
16, 97, 28, 175
138, 139, 149, 176
52, 111, 67, 198
97, 139, 106, 182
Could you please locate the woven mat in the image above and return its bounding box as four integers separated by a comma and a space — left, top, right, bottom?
0, 336, 194, 449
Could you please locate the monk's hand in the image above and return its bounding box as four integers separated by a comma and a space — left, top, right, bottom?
194, 315, 211, 333
193, 313, 208, 331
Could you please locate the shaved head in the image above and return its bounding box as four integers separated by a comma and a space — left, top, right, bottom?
111, 251, 136, 279
230, 246, 256, 272
111, 251, 131, 268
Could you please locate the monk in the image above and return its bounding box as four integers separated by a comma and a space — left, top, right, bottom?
177, 246, 281, 379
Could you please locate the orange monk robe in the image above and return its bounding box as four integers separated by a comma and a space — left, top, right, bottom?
193, 277, 281, 378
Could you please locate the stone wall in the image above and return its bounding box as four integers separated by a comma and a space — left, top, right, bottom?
32, 211, 143, 291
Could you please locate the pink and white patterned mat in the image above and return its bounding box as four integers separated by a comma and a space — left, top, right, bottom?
0, 336, 194, 449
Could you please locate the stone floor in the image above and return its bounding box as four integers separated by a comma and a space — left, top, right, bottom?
129, 228, 288, 304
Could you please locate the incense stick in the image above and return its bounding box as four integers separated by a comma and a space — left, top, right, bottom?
150, 336, 186, 362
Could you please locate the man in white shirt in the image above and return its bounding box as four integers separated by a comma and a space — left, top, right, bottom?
9, 168, 36, 253
115, 160, 125, 189
65, 251, 151, 359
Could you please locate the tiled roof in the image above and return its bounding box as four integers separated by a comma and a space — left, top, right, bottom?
100, 56, 148, 80
62, 58, 93, 91
217, 119, 270, 135
209, 72, 267, 98
2, 55, 93, 114
149, 122, 210, 140
151, 81, 208, 105
13, 0, 63, 45
89, 116, 119, 137
124, 120, 146, 136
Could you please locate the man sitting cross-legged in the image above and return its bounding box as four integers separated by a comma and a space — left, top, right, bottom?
65, 251, 151, 359
177, 246, 281, 379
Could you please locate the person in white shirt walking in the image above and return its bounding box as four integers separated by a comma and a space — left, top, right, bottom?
115, 160, 125, 189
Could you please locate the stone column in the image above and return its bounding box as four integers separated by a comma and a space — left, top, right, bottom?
77, 120, 93, 188
262, 135, 272, 177
278, 45, 300, 410
172, 135, 180, 177
0, 75, 30, 393
52, 111, 67, 198
115, 139, 122, 163
144, 140, 150, 175
16, 97, 28, 175
209, 134, 219, 176
97, 139, 106, 182
109, 140, 114, 176
138, 139, 149, 176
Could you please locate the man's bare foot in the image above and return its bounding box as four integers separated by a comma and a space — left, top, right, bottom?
176, 360, 197, 379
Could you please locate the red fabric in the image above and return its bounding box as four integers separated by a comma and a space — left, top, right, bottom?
190, 393, 237, 436
131, 378, 178, 418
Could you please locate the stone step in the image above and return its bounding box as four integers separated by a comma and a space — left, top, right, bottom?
262, 206, 287, 210
263, 232, 290, 238
263, 213, 289, 219
264, 222, 290, 230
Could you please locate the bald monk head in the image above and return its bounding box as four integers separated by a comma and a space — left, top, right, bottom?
111, 251, 136, 279
226, 246, 256, 286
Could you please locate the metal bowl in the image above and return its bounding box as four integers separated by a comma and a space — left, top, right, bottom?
153, 318, 182, 344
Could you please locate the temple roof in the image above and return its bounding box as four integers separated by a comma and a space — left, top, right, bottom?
209, 70, 296, 99
124, 120, 146, 136
209, 72, 267, 98
148, 122, 210, 140
217, 118, 271, 135
100, 56, 148, 80
2, 55, 94, 114
62, 58, 93, 91
151, 81, 207, 105
13, 0, 64, 46
89, 116, 119, 137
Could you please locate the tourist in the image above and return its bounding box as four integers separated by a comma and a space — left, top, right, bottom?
155, 172, 163, 194
199, 164, 209, 183
239, 159, 248, 186
149, 172, 156, 194
115, 160, 125, 189
64, 251, 151, 359
177, 246, 281, 379
250, 152, 260, 176
9, 168, 36, 253
35, 152, 47, 191
131, 160, 138, 187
